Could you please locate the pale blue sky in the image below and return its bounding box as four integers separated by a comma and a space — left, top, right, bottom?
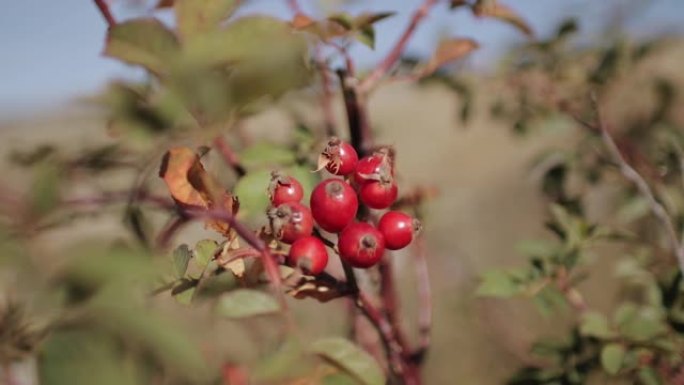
0, 0, 682, 120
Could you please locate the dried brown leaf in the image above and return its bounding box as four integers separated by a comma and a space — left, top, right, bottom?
473, 2, 533, 37
159, 147, 238, 236
419, 38, 479, 78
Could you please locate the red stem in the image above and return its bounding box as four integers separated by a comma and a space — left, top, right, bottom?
182, 208, 286, 305
378, 258, 412, 353
357, 292, 406, 377
156, 216, 189, 249
358, 0, 438, 94
93, 0, 116, 28
64, 190, 174, 210
213, 136, 246, 177
412, 236, 432, 362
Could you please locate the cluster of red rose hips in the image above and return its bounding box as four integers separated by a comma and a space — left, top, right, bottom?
266, 138, 421, 275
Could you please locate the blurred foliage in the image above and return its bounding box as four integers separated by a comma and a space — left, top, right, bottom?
2, 0, 683, 384
476, 13, 684, 385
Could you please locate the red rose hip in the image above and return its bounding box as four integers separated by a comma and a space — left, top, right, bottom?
288, 236, 329, 275
267, 202, 314, 244
338, 222, 385, 268
354, 149, 393, 185
378, 211, 421, 250
268, 171, 304, 206
359, 181, 398, 209
310, 179, 358, 233
320, 138, 358, 176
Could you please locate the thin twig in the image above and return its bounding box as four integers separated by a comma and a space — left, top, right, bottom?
378, 258, 411, 353
411, 236, 432, 363
357, 0, 438, 94
356, 292, 406, 378
93, 0, 116, 28
64, 190, 174, 211
313, 227, 336, 249
589, 96, 684, 272
156, 216, 189, 250
213, 136, 247, 177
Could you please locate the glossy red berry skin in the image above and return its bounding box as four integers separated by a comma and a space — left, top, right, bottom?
359, 181, 398, 209
310, 179, 358, 233
268, 173, 304, 206
354, 154, 385, 185
322, 138, 358, 176
288, 236, 329, 275
378, 211, 419, 250
338, 222, 385, 268
268, 202, 314, 244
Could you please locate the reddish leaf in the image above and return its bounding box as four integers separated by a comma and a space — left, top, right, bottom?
291, 13, 315, 29
419, 38, 479, 77
473, 2, 534, 37
159, 147, 238, 236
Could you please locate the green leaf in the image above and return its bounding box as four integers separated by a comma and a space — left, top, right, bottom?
175, 0, 239, 38
233, 169, 272, 224
353, 12, 396, 28
216, 289, 280, 319
104, 18, 179, 75
476, 270, 519, 298
322, 373, 359, 385
234, 165, 317, 224
580, 311, 614, 339
356, 25, 375, 49
31, 162, 61, 215
194, 239, 218, 269
240, 143, 297, 170
86, 295, 207, 379
327, 13, 354, 30
638, 367, 662, 385
252, 338, 311, 382
40, 331, 138, 385
310, 338, 385, 385
601, 343, 625, 375
173, 244, 192, 278
619, 309, 667, 342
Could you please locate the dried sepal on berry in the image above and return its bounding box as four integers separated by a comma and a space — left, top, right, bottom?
267, 202, 314, 244
268, 170, 303, 205
354, 146, 395, 185
315, 137, 358, 176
